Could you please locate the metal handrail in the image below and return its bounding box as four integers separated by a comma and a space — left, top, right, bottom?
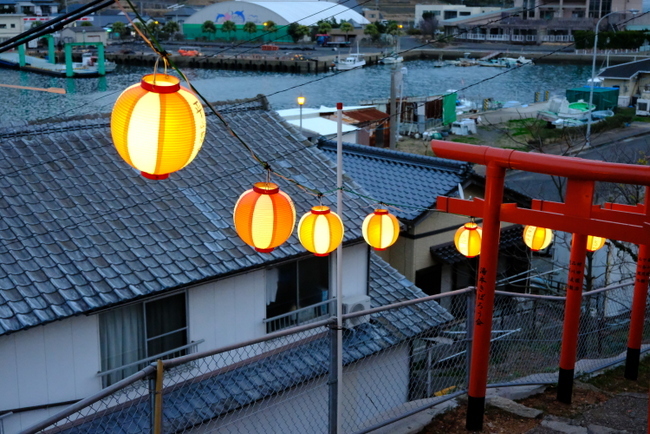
96, 339, 204, 378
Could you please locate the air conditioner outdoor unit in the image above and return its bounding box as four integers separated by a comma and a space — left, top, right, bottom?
342, 294, 371, 327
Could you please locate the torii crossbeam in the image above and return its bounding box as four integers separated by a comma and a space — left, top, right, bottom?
430, 140, 650, 431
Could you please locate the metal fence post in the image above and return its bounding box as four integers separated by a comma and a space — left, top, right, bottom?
328, 319, 338, 434
154, 360, 164, 434
465, 287, 475, 389
149, 360, 164, 434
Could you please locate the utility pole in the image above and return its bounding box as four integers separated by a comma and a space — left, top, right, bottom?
389, 65, 402, 149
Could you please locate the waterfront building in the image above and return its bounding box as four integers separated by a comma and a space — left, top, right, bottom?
441, 0, 641, 44
597, 57, 650, 106
59, 25, 109, 45
0, 0, 58, 42
414, 4, 502, 23
183, 0, 369, 42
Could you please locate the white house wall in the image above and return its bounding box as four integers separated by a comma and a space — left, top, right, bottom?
0, 314, 100, 433
340, 243, 368, 298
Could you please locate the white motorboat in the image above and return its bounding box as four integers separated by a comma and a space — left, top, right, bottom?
334, 41, 366, 71
380, 53, 404, 64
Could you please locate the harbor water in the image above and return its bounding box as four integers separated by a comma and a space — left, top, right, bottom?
0, 60, 593, 124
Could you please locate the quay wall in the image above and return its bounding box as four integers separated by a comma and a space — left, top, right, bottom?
48, 48, 649, 74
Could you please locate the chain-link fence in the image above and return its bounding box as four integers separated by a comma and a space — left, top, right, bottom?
22, 282, 649, 434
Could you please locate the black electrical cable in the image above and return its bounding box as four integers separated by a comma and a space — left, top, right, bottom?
0, 0, 116, 53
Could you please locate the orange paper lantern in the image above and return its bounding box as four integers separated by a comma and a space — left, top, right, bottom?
586, 235, 606, 252
233, 182, 296, 253
454, 221, 482, 258
362, 209, 399, 251
523, 225, 554, 251
298, 205, 344, 256
111, 74, 206, 180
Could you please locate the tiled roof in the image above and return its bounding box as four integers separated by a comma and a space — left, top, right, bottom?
430, 224, 525, 264
49, 254, 453, 434
318, 140, 473, 223
598, 58, 650, 79
0, 97, 373, 336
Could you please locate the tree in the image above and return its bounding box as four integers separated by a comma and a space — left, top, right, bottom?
147, 21, 161, 40
340, 21, 354, 40
111, 21, 128, 39
80, 21, 93, 27
419, 12, 438, 40
221, 20, 236, 41
162, 21, 179, 40
294, 24, 310, 43
201, 20, 216, 40
243, 21, 258, 39
386, 21, 403, 36
317, 21, 332, 35
364, 23, 380, 42
263, 20, 277, 43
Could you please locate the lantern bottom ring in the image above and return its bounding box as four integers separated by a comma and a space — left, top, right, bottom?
255, 247, 274, 253
142, 172, 170, 180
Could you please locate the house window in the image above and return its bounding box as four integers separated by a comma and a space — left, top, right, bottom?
99, 292, 188, 386
0, 24, 5, 29
10, 24, 15, 28
266, 256, 329, 332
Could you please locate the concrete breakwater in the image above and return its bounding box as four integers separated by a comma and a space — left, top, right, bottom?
105, 52, 385, 74
94, 48, 649, 73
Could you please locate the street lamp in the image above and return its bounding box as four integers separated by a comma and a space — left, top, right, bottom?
297, 94, 305, 131
586, 9, 638, 146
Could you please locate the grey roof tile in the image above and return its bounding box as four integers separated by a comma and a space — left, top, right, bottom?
318, 140, 473, 223
0, 98, 372, 336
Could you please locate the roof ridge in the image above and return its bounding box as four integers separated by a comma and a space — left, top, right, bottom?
318, 139, 471, 172
0, 96, 270, 139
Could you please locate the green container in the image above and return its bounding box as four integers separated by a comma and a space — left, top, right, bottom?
565, 87, 619, 111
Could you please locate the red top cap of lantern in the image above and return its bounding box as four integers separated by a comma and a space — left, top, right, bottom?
311, 205, 331, 215
252, 182, 280, 195
140, 74, 181, 94
374, 209, 389, 215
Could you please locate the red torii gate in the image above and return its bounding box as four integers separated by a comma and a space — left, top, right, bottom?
430, 140, 650, 431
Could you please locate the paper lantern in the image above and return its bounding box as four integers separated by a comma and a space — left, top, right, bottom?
454, 221, 482, 258
298, 205, 344, 256
111, 74, 206, 180
233, 182, 296, 253
523, 225, 554, 251
586, 235, 606, 252
362, 209, 399, 250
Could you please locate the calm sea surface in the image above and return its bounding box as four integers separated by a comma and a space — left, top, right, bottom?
0, 60, 593, 123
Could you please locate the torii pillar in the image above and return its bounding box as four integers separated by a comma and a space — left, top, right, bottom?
431, 140, 650, 431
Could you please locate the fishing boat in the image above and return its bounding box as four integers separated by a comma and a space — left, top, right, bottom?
560, 100, 596, 119
380, 52, 404, 64
334, 41, 366, 71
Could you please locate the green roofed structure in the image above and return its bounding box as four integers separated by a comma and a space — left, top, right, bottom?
566, 87, 620, 111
